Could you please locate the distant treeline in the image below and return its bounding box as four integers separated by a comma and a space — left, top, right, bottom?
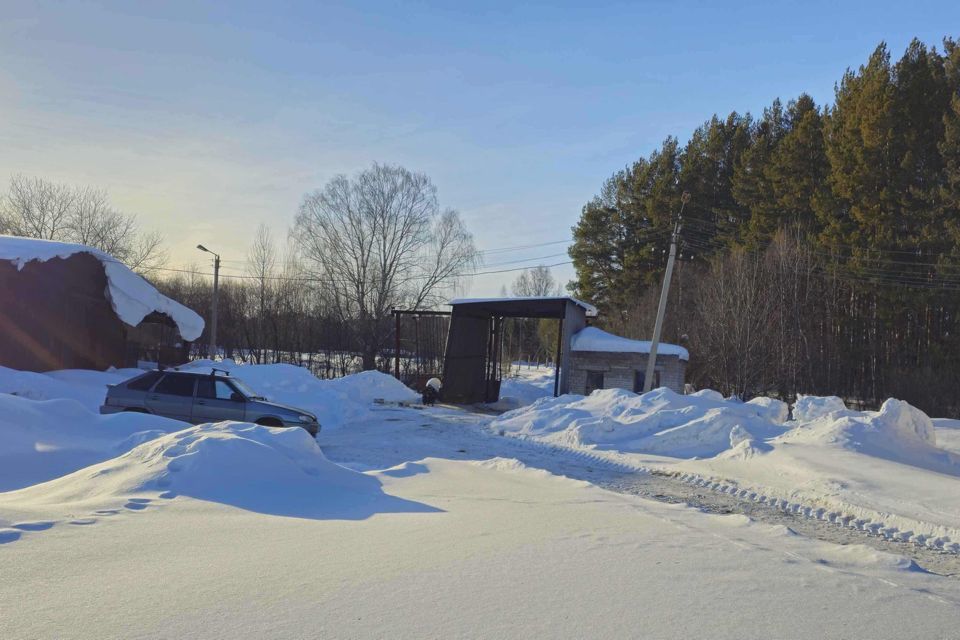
570, 38, 960, 415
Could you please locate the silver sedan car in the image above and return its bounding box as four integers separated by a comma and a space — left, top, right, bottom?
100, 369, 320, 437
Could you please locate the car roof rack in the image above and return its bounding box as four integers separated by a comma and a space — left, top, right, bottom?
211, 368, 231, 376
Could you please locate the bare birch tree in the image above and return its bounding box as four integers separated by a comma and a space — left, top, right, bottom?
294, 163, 478, 370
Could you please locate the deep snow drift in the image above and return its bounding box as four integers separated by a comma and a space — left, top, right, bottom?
0, 392, 186, 492
491, 387, 789, 458
0, 421, 429, 520
180, 360, 419, 429
0, 365, 143, 412
4, 362, 960, 637
0, 361, 419, 492
493, 385, 960, 543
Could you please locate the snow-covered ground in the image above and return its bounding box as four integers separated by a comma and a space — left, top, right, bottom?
491, 387, 960, 549
4, 363, 960, 637
493, 363, 557, 410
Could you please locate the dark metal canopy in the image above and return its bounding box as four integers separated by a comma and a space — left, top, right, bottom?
447, 297, 598, 319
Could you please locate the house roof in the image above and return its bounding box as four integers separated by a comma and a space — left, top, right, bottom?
448, 296, 598, 318
570, 326, 689, 360
0, 235, 205, 341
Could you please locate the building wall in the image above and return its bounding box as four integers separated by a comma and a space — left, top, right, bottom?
568, 351, 687, 395
0, 253, 127, 372
557, 300, 588, 395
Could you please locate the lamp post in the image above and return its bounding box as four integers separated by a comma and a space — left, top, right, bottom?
196, 244, 220, 360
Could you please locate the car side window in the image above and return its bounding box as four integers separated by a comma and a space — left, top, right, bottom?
154, 374, 196, 397
197, 378, 236, 400
127, 371, 163, 391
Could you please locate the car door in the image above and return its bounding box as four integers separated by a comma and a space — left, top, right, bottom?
145, 373, 197, 422
192, 377, 247, 424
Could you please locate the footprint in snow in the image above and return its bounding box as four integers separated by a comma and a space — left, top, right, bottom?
0, 529, 22, 544
12, 521, 55, 532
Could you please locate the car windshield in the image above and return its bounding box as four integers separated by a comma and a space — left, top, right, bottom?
229, 378, 264, 400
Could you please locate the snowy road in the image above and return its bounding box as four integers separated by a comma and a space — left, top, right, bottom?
322, 403, 960, 578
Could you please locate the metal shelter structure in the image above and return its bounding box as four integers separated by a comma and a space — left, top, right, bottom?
441, 297, 595, 404
391, 309, 452, 390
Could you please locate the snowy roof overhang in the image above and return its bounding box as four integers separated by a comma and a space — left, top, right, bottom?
448, 296, 599, 318
571, 326, 689, 361
0, 235, 205, 341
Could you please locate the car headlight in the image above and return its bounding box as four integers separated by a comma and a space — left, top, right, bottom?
297, 414, 316, 423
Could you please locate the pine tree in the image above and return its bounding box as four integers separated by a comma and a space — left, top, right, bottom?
733, 99, 788, 243
679, 112, 753, 249
767, 94, 828, 235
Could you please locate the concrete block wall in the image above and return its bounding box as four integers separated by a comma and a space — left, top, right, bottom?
567, 351, 686, 395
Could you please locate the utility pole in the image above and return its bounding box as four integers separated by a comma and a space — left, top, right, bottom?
643, 192, 690, 393
197, 244, 220, 361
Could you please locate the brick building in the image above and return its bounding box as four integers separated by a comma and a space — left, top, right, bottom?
567, 327, 688, 395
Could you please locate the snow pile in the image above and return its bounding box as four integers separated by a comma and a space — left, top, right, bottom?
0, 365, 142, 412
793, 394, 847, 422
0, 235, 203, 340
180, 360, 418, 429
784, 398, 939, 455
570, 326, 689, 360
5, 422, 389, 518
672, 397, 960, 541
746, 396, 790, 424
690, 389, 724, 401
491, 387, 786, 458
324, 369, 420, 405
0, 392, 185, 491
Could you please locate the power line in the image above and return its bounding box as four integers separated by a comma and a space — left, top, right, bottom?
478, 239, 572, 255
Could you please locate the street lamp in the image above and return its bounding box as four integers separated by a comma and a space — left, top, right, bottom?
196, 244, 221, 360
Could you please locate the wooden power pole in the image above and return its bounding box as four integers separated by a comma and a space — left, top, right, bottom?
643, 192, 690, 393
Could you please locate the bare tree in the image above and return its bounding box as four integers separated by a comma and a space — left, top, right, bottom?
295, 163, 478, 370
246, 224, 278, 363
690, 248, 775, 398
511, 265, 560, 297
1, 175, 167, 273
2, 175, 75, 239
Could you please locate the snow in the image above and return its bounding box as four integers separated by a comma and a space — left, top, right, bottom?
570, 326, 690, 360
491, 364, 556, 410
179, 360, 419, 429
667, 397, 960, 543
746, 396, 790, 423
4, 411, 960, 637
0, 392, 185, 492
0, 365, 142, 411
5, 364, 960, 637
490, 387, 787, 458
492, 387, 960, 542
0, 421, 423, 520
448, 295, 599, 316
0, 234, 204, 340
793, 393, 848, 422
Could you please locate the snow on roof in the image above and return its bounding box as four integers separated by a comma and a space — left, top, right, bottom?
448, 296, 599, 317
571, 326, 689, 360
0, 235, 204, 341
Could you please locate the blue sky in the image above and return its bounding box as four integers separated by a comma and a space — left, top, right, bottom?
2, 0, 958, 294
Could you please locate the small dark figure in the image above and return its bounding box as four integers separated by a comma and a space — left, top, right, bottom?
422, 377, 442, 406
